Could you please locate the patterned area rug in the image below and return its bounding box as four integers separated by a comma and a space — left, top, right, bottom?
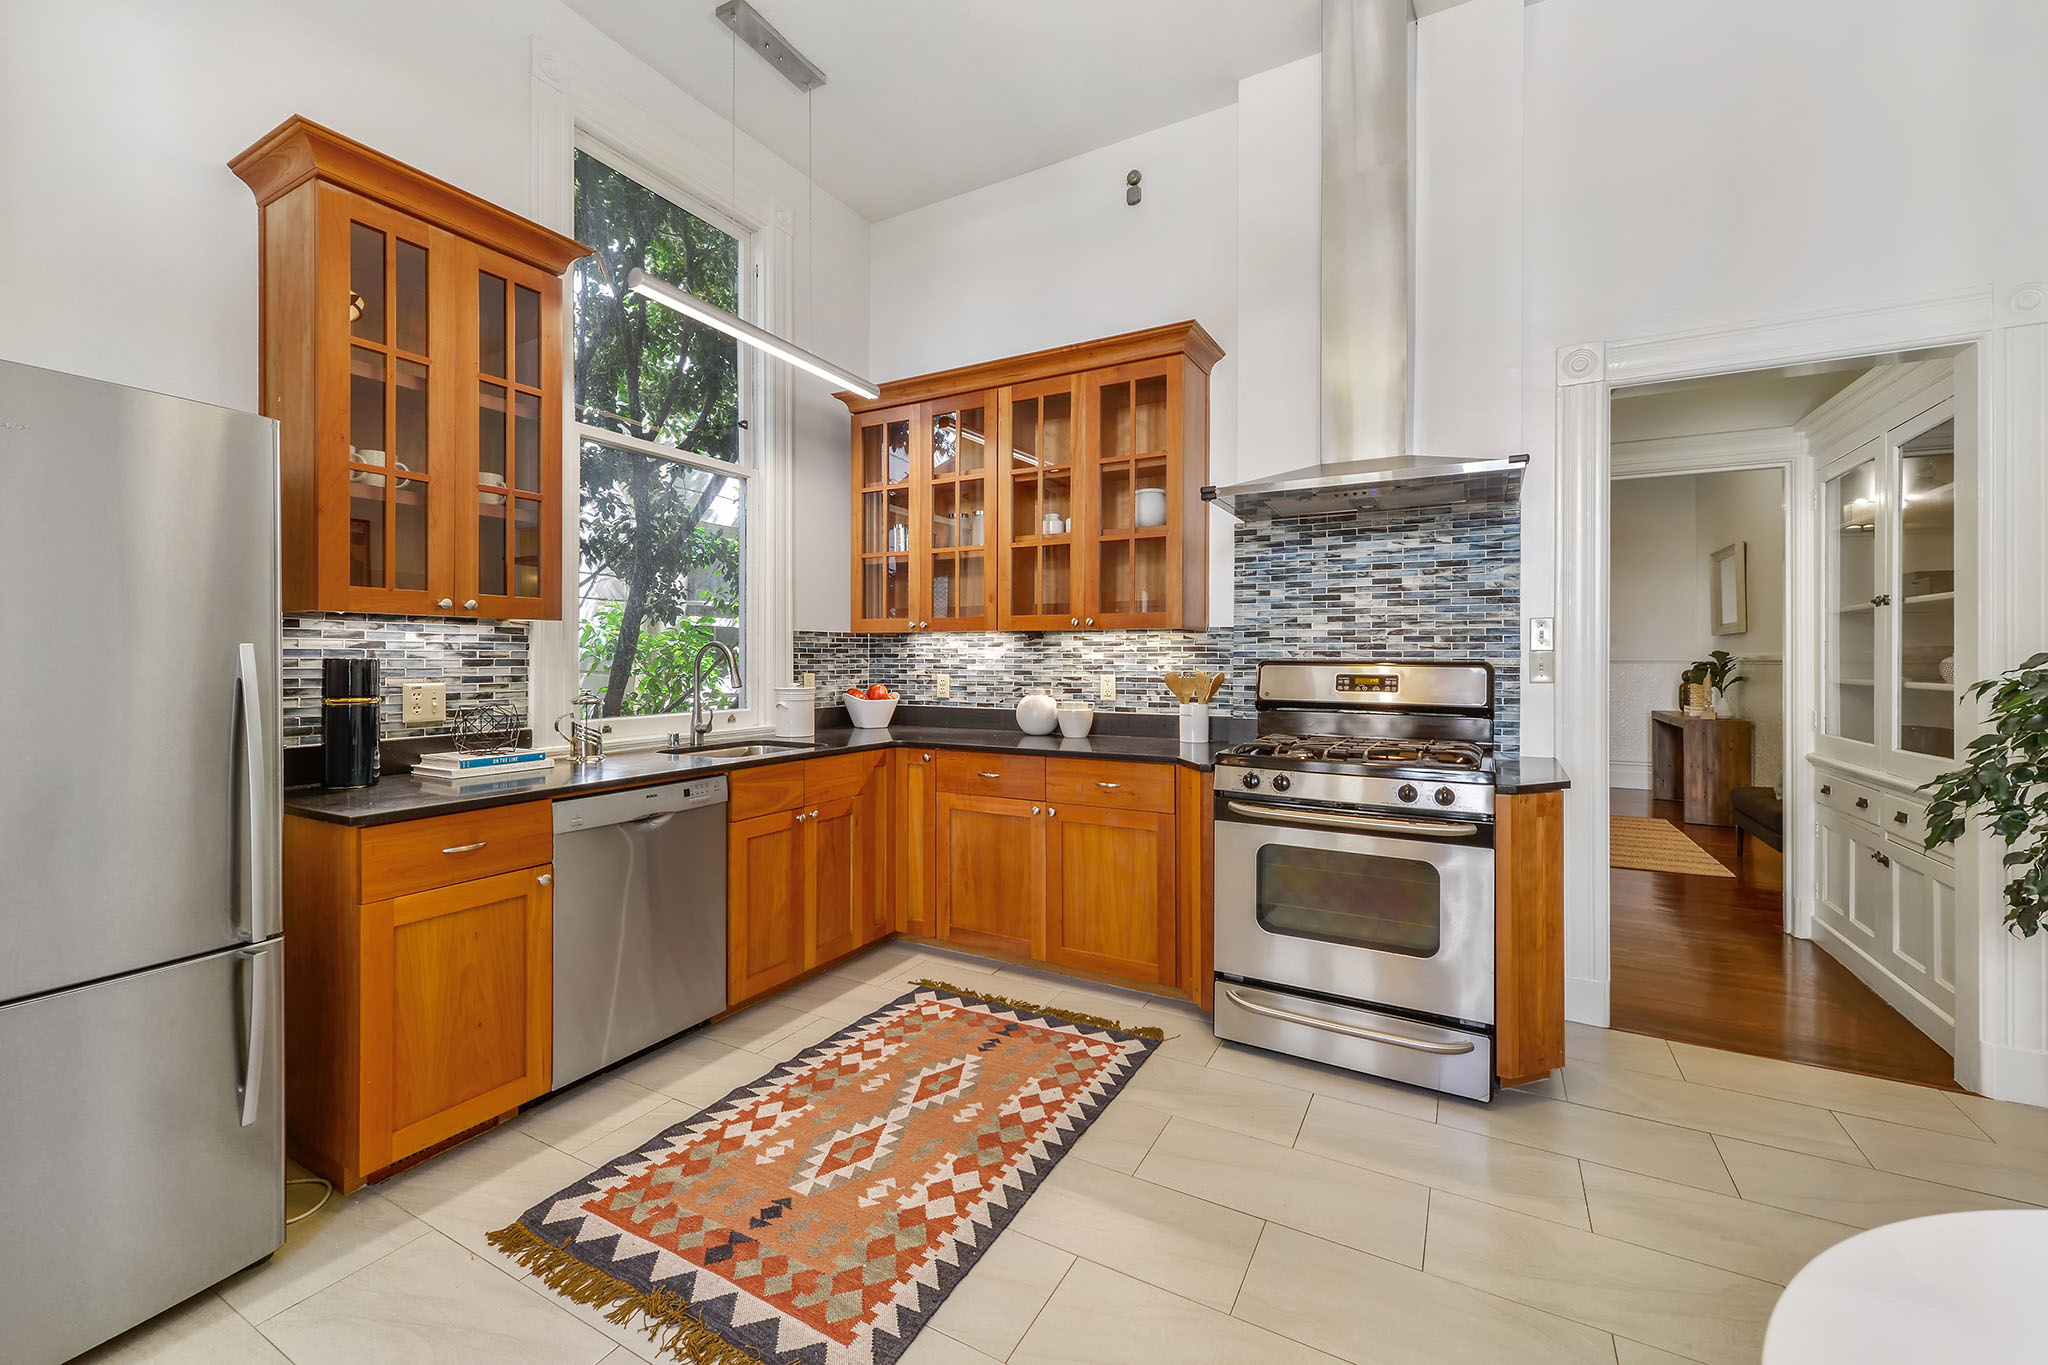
493, 981, 1163, 1364
1610, 815, 1734, 877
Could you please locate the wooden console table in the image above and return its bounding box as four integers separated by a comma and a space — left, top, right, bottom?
1650, 710, 1753, 826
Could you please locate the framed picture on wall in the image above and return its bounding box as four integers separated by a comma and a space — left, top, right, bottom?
1710, 541, 1748, 636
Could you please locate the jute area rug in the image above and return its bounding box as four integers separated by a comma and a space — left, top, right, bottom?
494, 980, 1162, 1364
1610, 815, 1734, 877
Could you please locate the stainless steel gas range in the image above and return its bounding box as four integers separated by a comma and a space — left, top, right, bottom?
1212, 660, 1501, 1101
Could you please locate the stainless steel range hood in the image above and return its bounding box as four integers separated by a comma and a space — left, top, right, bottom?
1206, 0, 1525, 521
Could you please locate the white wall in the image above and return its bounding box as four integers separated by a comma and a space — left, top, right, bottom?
1609, 470, 1787, 789
0, 0, 869, 636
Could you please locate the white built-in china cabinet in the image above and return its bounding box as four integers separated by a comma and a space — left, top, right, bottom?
1811, 361, 1968, 1050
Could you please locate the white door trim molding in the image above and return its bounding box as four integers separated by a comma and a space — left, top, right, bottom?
1555, 283, 2048, 1105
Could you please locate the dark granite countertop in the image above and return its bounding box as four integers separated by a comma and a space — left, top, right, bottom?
285, 710, 1230, 826
1495, 758, 1571, 795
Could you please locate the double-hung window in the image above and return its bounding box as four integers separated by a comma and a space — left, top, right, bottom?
570, 147, 759, 738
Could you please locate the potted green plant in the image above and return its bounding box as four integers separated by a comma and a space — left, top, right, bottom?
1682, 650, 1747, 717
1924, 651, 2048, 937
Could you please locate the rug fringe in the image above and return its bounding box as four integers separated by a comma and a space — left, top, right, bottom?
487, 1223, 767, 1365
912, 978, 1167, 1040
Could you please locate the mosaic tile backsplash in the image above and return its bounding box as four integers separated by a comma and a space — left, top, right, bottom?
282, 614, 530, 747
796, 498, 1522, 753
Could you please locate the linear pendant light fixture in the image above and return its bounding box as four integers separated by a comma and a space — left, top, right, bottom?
625, 267, 877, 399
623, 0, 878, 400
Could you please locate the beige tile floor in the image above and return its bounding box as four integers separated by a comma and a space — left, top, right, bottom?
79, 941, 2048, 1365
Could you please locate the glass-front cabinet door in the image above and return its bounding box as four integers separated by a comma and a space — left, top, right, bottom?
851, 404, 918, 631
1000, 376, 1083, 629
461, 246, 560, 619
324, 188, 452, 613
1891, 403, 1957, 761
1085, 359, 1184, 628
923, 393, 994, 630
1822, 440, 1881, 751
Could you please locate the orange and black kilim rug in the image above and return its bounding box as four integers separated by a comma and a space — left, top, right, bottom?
493, 981, 1163, 1364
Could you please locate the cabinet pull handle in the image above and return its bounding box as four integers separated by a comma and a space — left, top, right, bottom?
437, 597, 454, 609
1095, 781, 1121, 790
1820, 784, 1832, 796
1871, 850, 1892, 867
1854, 797, 1869, 809
1872, 594, 1892, 607
1893, 811, 1909, 824
442, 841, 487, 854
978, 771, 1002, 779
536, 873, 552, 886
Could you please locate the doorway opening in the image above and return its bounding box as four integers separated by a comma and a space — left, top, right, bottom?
1602, 360, 1961, 1090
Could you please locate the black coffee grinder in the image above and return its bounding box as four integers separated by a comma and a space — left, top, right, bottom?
322, 657, 382, 789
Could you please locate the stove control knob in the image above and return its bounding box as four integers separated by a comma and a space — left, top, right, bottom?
1271, 774, 1292, 793
1434, 786, 1458, 807
1396, 783, 1419, 804
1240, 772, 1261, 790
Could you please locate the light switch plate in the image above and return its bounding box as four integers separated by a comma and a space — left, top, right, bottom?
935, 673, 951, 700
401, 681, 446, 724
1529, 650, 1556, 684
1099, 673, 1116, 701
1530, 616, 1555, 652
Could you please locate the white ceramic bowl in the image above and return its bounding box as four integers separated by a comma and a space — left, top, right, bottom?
1056, 703, 1095, 738
843, 694, 899, 728
1135, 487, 1168, 527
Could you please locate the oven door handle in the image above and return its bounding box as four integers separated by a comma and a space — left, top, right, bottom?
1223, 800, 1478, 839
1223, 988, 1476, 1055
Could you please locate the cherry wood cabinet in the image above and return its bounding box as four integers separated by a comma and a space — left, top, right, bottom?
231, 116, 585, 619
1494, 791, 1565, 1087
841, 322, 1222, 634
890, 749, 939, 936
1045, 804, 1177, 986
935, 793, 1048, 959
727, 806, 808, 1003
281, 803, 553, 1192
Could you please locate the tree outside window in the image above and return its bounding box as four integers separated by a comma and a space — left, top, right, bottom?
572, 150, 746, 718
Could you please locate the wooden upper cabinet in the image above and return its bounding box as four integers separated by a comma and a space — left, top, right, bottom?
841, 322, 1221, 634
231, 116, 586, 619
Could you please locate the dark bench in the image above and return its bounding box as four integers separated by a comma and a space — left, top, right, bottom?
1730, 786, 1782, 859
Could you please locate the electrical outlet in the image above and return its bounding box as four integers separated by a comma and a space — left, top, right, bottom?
935, 673, 951, 700
1530, 616, 1556, 652
402, 681, 446, 724
802, 671, 816, 688
1099, 673, 1116, 701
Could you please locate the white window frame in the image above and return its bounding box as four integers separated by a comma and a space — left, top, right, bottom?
529, 39, 796, 751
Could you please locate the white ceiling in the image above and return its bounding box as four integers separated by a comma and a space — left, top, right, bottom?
563, 0, 1320, 222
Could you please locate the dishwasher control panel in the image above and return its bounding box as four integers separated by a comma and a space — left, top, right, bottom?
553, 776, 729, 832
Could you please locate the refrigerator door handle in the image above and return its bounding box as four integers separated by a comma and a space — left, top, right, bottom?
236, 642, 277, 942
238, 942, 276, 1127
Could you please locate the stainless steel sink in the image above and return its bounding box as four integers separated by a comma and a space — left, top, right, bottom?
659, 741, 815, 759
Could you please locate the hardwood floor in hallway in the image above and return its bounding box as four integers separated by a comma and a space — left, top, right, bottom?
1608, 787, 1960, 1091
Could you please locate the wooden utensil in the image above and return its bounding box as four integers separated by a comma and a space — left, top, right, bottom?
1202, 671, 1225, 703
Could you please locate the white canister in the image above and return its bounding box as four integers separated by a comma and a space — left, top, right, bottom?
773, 684, 816, 739
1016, 689, 1058, 735
1056, 702, 1094, 738
1179, 701, 1209, 744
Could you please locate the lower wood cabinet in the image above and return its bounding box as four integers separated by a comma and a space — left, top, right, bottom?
1044, 804, 1176, 985
934, 793, 1047, 959
727, 753, 889, 1006
891, 748, 938, 937
282, 803, 554, 1192
1493, 791, 1564, 1087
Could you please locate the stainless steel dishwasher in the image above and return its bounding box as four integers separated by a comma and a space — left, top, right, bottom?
551, 776, 728, 1090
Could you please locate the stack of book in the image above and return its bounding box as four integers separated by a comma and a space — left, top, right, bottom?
410, 747, 554, 786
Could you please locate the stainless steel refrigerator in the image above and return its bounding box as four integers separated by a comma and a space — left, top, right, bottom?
0, 360, 285, 1364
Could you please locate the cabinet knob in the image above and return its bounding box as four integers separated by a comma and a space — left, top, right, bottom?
1070, 618, 1080, 627
1031, 806, 1041, 815
1871, 850, 1892, 867
536, 873, 552, 887
922, 753, 932, 762
1047, 807, 1056, 817
795, 812, 807, 823
1084, 617, 1095, 627
464, 599, 479, 611
1820, 784, 1832, 796
811, 809, 820, 820
1855, 797, 1869, 809
1893, 811, 1909, 824
438, 598, 454, 609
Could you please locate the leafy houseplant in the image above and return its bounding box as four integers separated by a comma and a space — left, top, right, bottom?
1924, 651, 2048, 937
1682, 650, 1747, 716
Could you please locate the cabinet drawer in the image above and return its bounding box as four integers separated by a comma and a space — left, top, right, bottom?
359, 802, 552, 903
805, 751, 884, 804
937, 752, 1046, 801
1814, 772, 1882, 826
1046, 758, 1175, 814
729, 762, 808, 820
1882, 794, 1948, 861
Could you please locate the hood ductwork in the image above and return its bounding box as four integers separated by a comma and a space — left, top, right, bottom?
1207, 0, 1525, 521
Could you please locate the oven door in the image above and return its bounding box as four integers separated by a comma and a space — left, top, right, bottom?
1213, 797, 1495, 1026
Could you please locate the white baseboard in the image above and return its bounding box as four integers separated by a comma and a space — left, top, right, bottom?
1565, 975, 1610, 1028
1609, 761, 1652, 791
1977, 1042, 2048, 1108
1812, 917, 1955, 1051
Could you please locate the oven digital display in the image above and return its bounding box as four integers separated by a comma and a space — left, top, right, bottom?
1335, 673, 1399, 694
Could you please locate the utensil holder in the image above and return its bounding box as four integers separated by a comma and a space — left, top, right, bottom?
1179, 701, 1209, 744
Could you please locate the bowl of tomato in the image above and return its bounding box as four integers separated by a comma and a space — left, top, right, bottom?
843, 683, 898, 729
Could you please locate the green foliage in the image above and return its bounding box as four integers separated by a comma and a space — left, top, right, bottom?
572, 150, 745, 715
1683, 650, 1747, 694
1923, 651, 2048, 937
578, 601, 736, 718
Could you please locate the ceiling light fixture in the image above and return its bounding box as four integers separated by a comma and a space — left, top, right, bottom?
625, 267, 877, 399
